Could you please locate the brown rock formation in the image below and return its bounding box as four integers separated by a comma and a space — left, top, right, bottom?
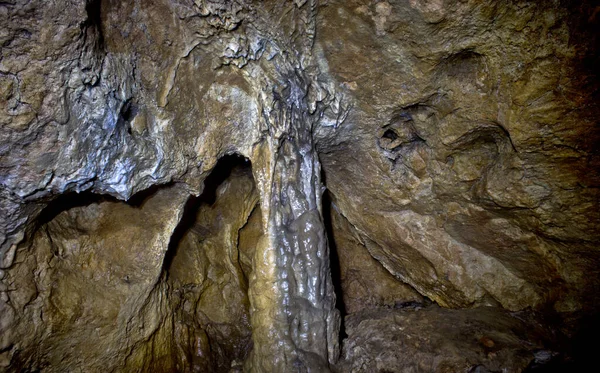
1, 0, 598, 372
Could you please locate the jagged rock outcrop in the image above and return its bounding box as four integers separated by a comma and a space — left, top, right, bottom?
0, 0, 598, 372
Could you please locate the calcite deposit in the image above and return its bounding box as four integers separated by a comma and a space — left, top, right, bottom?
0, 0, 598, 372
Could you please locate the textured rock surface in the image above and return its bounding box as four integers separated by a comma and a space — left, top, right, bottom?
0, 0, 599, 372
166, 162, 259, 372
327, 199, 423, 314
335, 305, 560, 373
316, 0, 600, 312
1, 0, 343, 371
2, 185, 189, 371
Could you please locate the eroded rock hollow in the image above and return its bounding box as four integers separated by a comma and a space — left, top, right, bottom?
1, 0, 599, 372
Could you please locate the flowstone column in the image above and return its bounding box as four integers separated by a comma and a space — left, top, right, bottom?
247, 81, 340, 372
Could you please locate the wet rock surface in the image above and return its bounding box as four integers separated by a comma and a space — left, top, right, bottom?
0, 0, 599, 372
166, 160, 258, 372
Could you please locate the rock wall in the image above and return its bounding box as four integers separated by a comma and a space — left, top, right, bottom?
2, 185, 189, 371
166, 160, 258, 372
315, 0, 600, 312
0, 0, 598, 372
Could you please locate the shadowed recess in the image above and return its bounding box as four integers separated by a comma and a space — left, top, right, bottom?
162, 153, 252, 275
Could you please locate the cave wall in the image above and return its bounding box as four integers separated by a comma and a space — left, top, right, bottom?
1, 0, 599, 372
166, 160, 258, 372
315, 0, 600, 313
2, 159, 262, 372
2, 185, 189, 371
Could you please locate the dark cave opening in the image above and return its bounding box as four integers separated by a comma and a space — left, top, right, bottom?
117, 98, 139, 135
35, 175, 179, 220
34, 183, 173, 233
35, 191, 116, 228
382, 128, 399, 141
83, 0, 104, 48
521, 312, 600, 372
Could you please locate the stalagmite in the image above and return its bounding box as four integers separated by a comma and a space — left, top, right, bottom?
248, 76, 340, 371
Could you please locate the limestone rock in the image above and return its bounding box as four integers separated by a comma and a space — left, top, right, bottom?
327, 198, 423, 314
167, 162, 258, 372
315, 0, 600, 312
0, 0, 599, 371
2, 185, 189, 371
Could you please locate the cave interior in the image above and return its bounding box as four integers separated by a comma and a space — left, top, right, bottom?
0, 0, 599, 372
